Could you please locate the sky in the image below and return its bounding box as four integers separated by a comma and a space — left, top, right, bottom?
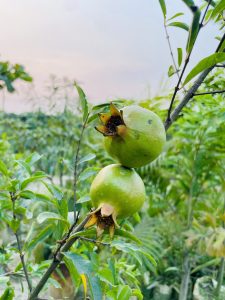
0, 0, 219, 113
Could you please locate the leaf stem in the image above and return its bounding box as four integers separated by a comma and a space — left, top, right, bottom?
10, 192, 32, 293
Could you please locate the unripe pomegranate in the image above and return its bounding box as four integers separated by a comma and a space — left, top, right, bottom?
85, 164, 146, 237
96, 103, 166, 168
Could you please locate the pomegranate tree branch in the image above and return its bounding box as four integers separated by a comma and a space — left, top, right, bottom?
165, 0, 212, 125
194, 89, 225, 96
28, 214, 90, 300
165, 30, 225, 131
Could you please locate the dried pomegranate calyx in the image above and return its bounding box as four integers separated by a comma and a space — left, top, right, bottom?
95, 103, 126, 136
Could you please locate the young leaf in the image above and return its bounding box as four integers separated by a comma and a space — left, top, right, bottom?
63, 252, 102, 300
78, 153, 96, 165
97, 268, 115, 286
79, 167, 99, 181
132, 289, 143, 300
74, 83, 89, 121
168, 65, 175, 77
117, 285, 132, 300
37, 212, 70, 228
114, 228, 142, 244
25, 224, 53, 251
0, 287, 14, 300
21, 174, 47, 190
177, 48, 183, 67
183, 52, 225, 85
186, 8, 201, 54
76, 195, 91, 204
0, 160, 8, 176
158, 0, 166, 18
25, 152, 42, 165
211, 0, 225, 20
168, 22, 189, 31
167, 12, 184, 21
87, 113, 99, 124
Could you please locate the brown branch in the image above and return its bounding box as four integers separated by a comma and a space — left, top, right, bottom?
165, 1, 212, 125
194, 89, 225, 96
165, 31, 225, 130
79, 236, 110, 246
28, 214, 90, 300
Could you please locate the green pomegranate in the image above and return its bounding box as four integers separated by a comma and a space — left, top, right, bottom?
96, 103, 166, 168
85, 164, 146, 237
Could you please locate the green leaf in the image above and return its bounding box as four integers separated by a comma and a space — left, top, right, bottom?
74, 83, 89, 121
186, 8, 201, 54
76, 195, 91, 204
25, 152, 42, 165
87, 113, 99, 124
181, 0, 195, 7
8, 219, 20, 233
177, 48, 183, 67
92, 102, 110, 110
97, 268, 115, 286
37, 212, 70, 228
25, 224, 53, 251
167, 12, 184, 21
42, 181, 63, 200
132, 289, 143, 300
21, 174, 47, 190
117, 285, 132, 300
168, 65, 175, 77
218, 37, 225, 52
211, 0, 225, 20
0, 287, 14, 300
158, 0, 166, 18
0, 160, 8, 176
78, 153, 96, 165
114, 228, 142, 244
63, 252, 102, 300
79, 167, 99, 181
168, 22, 189, 31
183, 53, 225, 85
63, 256, 81, 287
15, 160, 31, 175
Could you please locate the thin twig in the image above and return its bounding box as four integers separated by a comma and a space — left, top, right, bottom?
165, 1, 212, 125
28, 214, 90, 300
73, 114, 89, 222
165, 31, 225, 130
164, 22, 180, 80
194, 89, 225, 96
0, 271, 25, 277
215, 64, 225, 68
10, 192, 32, 293
79, 237, 110, 246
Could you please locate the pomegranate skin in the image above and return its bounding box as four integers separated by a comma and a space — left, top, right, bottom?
105, 105, 166, 167
90, 164, 146, 218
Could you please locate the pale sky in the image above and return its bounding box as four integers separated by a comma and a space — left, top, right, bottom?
0, 0, 218, 113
